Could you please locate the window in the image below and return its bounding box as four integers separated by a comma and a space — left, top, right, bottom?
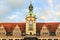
54, 39, 58, 40
36, 33, 40, 36
43, 33, 48, 34
15, 39, 19, 40
50, 32, 55, 36
2, 39, 6, 40
43, 28, 46, 30
48, 39, 52, 40
29, 21, 33, 27
30, 32, 32, 35
29, 20, 33, 30
21, 39, 23, 40
42, 32, 48, 36
42, 39, 46, 40
39, 39, 41, 40
9, 39, 13, 40
22, 33, 25, 36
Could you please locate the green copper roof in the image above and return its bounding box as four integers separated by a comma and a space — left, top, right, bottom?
26, 11, 36, 17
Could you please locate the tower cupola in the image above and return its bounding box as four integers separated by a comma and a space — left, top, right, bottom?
26, 3, 36, 18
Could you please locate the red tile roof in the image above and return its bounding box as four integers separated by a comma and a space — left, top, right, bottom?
0, 22, 60, 32
36, 23, 59, 32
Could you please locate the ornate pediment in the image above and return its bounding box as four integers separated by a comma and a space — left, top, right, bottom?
40, 25, 49, 36
0, 25, 6, 36
55, 24, 60, 36
13, 24, 21, 36
41, 25, 49, 32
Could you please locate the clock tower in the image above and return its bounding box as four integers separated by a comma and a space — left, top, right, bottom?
26, 3, 36, 35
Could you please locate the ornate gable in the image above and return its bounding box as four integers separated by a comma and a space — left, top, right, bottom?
40, 25, 49, 36
0, 25, 6, 36
13, 24, 21, 36
55, 24, 60, 36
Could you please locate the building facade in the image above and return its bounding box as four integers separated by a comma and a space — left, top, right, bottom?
0, 3, 60, 40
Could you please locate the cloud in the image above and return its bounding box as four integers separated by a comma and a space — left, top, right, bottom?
35, 0, 60, 22
0, 0, 27, 21
8, 15, 19, 20
54, 11, 60, 20
0, 0, 27, 15
40, 16, 47, 20
48, 0, 53, 7
35, 8, 59, 22
0, 1, 10, 15
0, 0, 60, 22
55, 4, 60, 11
5, 0, 27, 8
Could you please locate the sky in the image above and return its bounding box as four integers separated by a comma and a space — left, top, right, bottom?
0, 0, 60, 22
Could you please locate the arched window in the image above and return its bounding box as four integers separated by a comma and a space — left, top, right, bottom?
29, 20, 33, 30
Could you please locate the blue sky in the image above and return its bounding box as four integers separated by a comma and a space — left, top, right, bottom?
0, 0, 60, 22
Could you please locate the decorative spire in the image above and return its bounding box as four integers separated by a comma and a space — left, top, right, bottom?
29, 2, 33, 11
26, 2, 36, 18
